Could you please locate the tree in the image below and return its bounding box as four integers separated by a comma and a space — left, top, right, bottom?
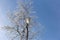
3, 0, 43, 40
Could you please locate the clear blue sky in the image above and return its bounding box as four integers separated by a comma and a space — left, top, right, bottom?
0, 0, 60, 40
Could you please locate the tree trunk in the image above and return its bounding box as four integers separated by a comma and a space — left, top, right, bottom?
26, 23, 29, 40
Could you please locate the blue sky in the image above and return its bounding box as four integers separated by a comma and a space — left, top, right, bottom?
0, 0, 60, 40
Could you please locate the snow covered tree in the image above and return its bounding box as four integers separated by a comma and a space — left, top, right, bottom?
3, 0, 43, 40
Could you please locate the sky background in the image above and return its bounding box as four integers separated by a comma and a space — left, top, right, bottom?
0, 0, 60, 40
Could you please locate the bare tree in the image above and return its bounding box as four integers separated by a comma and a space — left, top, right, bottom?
3, 0, 43, 40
